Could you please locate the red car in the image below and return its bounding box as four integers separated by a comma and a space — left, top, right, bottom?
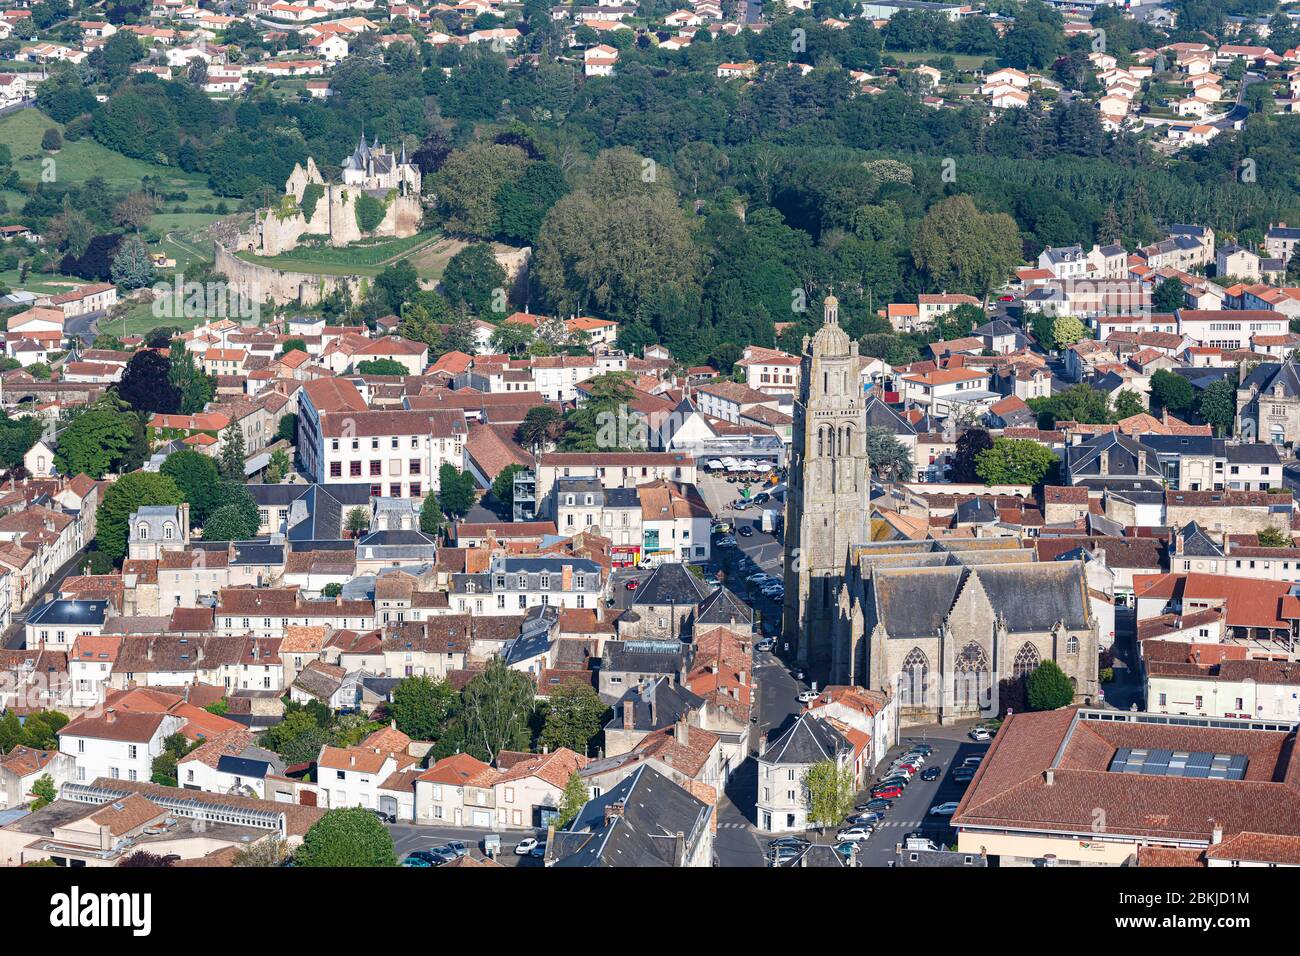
625, 579, 640, 591
871, 785, 904, 799
998, 295, 1015, 302
893, 763, 920, 775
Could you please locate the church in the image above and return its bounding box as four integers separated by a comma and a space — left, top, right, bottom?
782, 298, 1101, 724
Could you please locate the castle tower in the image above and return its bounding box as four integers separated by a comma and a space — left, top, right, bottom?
781, 295, 871, 684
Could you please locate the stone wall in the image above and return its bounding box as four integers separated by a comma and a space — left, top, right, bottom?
215, 241, 366, 308
1164, 504, 1291, 535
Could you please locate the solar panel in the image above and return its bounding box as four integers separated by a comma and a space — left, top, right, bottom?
1108, 748, 1247, 780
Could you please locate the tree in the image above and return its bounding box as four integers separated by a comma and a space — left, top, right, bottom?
265, 448, 291, 484
803, 759, 856, 833
1112, 389, 1145, 420
0, 711, 22, 752
975, 437, 1058, 486
371, 260, 420, 316
490, 463, 523, 516
161, 450, 222, 524
496, 161, 569, 245
437, 464, 476, 517
203, 504, 255, 541
556, 771, 588, 829
420, 491, 446, 535
151, 731, 193, 786
441, 244, 507, 317
295, 807, 397, 868
322, 583, 343, 598
1051, 315, 1087, 348
41, 127, 62, 152
234, 838, 291, 867
20, 711, 67, 750
345, 507, 371, 537
1025, 659, 1075, 710
865, 426, 914, 481
356, 358, 409, 377
1028, 384, 1112, 428
434, 142, 529, 239
118, 349, 180, 414
389, 675, 457, 741
1258, 527, 1290, 548
259, 708, 330, 764
516, 405, 561, 454
118, 851, 173, 867
29, 774, 55, 811
54, 408, 138, 479
113, 191, 157, 231
459, 657, 535, 761
912, 195, 1021, 301
218, 424, 246, 481
207, 481, 259, 536
281, 338, 308, 356
1149, 369, 1195, 415
538, 681, 607, 756
276, 413, 299, 445
1153, 276, 1186, 312
1199, 378, 1236, 437
97, 471, 184, 562
951, 428, 993, 483
109, 235, 156, 290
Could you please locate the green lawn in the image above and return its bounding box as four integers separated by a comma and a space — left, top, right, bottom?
109, 295, 213, 339
0, 109, 217, 205
884, 50, 991, 71
0, 269, 82, 294
236, 231, 443, 277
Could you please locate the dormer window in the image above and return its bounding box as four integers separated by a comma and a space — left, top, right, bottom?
163, 524, 174, 540
138, 525, 149, 540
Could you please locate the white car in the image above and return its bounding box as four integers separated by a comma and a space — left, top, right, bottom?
747, 572, 773, 584
797, 690, 818, 703
513, 838, 539, 855
762, 586, 785, 598
836, 826, 873, 842
969, 728, 991, 742
929, 802, 960, 817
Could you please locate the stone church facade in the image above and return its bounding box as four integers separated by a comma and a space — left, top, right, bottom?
780, 300, 1101, 721
239, 136, 424, 257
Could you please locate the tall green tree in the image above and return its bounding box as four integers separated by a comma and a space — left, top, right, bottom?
437, 464, 476, 517
912, 194, 1021, 301
96, 471, 185, 562
865, 426, 914, 481
218, 424, 246, 481
389, 675, 457, 742
161, 449, 221, 524
975, 437, 1058, 486
460, 657, 535, 761
803, 759, 856, 834
556, 771, 588, 829
538, 681, 607, 756
55, 408, 138, 479
1199, 378, 1236, 436
1026, 659, 1075, 710
1149, 369, 1195, 415
295, 807, 397, 868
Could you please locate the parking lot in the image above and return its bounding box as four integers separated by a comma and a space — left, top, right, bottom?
759, 729, 991, 867
388, 822, 546, 868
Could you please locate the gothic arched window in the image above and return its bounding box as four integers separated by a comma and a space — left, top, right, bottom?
817, 427, 825, 457
954, 642, 990, 709
1013, 642, 1041, 680
900, 648, 929, 708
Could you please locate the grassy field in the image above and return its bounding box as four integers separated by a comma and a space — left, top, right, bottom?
884, 50, 991, 71
109, 295, 214, 338
0, 109, 217, 203
236, 231, 445, 277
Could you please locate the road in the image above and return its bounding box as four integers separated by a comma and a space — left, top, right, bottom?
64, 310, 104, 349
3, 546, 89, 649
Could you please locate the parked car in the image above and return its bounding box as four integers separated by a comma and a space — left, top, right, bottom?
962, 756, 984, 768
851, 810, 884, 824
529, 843, 547, 859
871, 785, 904, 799
797, 690, 818, 703
401, 854, 433, 867
625, 579, 640, 591
711, 523, 731, 535
514, 838, 539, 855
910, 744, 934, 756
739, 526, 755, 537
747, 572, 773, 583
920, 767, 942, 782
864, 798, 893, 812
792, 668, 805, 680
833, 842, 856, 860
370, 809, 396, 824
769, 845, 803, 865
836, 825, 873, 842
929, 802, 960, 817
769, 836, 810, 849
969, 728, 991, 742
439, 841, 468, 859
755, 639, 775, 652
425, 846, 458, 863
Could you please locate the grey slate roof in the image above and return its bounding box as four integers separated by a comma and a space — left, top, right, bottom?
632, 562, 709, 607
762, 712, 848, 766
863, 394, 917, 437
1178, 521, 1224, 557
603, 675, 702, 732
695, 585, 754, 627
551, 765, 712, 867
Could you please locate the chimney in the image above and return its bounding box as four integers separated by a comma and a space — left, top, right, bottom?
1223, 532, 1231, 556
350, 755, 355, 767
1044, 769, 1055, 786
622, 701, 633, 730
105, 708, 116, 724
1211, 820, 1223, 845
604, 800, 625, 825
45, 593, 53, 604
673, 830, 686, 867
1136, 450, 1147, 475
674, 717, 689, 745
335, 595, 343, 607
1100, 450, 1110, 475
390, 720, 397, 730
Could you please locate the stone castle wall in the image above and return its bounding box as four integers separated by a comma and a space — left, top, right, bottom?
215, 241, 366, 308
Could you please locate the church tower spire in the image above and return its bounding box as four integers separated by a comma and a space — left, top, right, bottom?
782, 295, 871, 685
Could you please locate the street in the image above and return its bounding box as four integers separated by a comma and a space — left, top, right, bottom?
3, 546, 89, 650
